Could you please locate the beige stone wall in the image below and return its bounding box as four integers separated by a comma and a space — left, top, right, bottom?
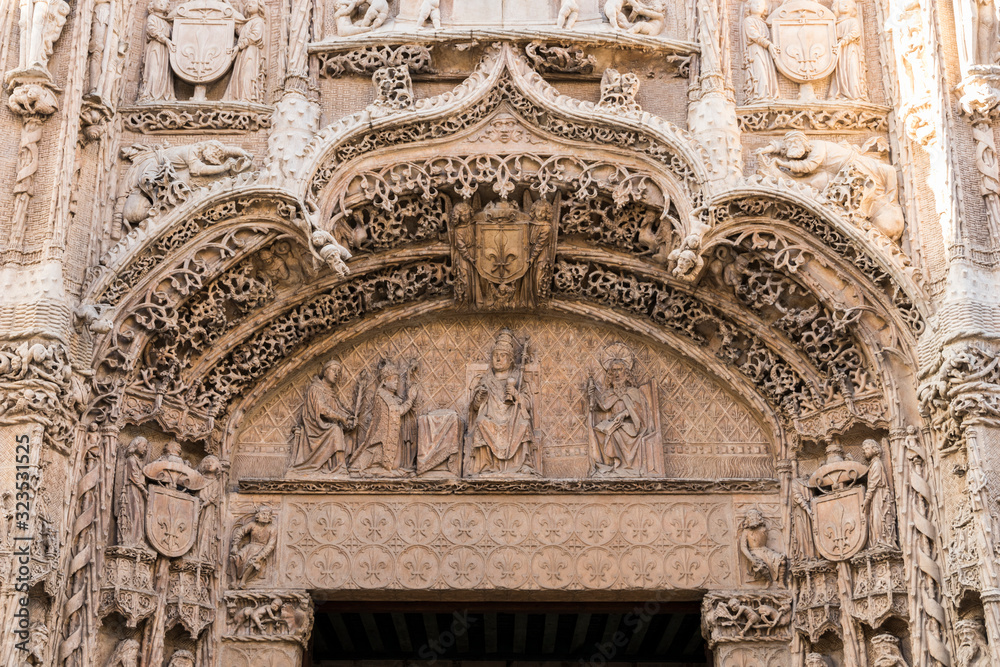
2, 0, 1000, 664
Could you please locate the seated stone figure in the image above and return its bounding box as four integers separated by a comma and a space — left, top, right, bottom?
756, 131, 905, 241
467, 329, 539, 477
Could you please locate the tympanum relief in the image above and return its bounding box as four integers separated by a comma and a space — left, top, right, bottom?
234, 317, 774, 482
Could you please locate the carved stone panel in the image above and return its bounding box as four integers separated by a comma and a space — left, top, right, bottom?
269, 495, 737, 591
233, 316, 773, 481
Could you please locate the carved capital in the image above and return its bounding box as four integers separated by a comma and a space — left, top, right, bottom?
224, 591, 314, 647
918, 343, 1000, 444
701, 591, 793, 648
5, 76, 59, 120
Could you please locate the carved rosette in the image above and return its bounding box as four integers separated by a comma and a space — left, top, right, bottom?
165, 560, 216, 640
98, 546, 158, 628
848, 549, 907, 627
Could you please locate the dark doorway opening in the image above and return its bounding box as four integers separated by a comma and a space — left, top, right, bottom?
308, 601, 710, 666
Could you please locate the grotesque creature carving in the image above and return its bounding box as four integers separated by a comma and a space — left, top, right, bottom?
290, 359, 357, 474
334, 0, 390, 36
120, 141, 253, 227
604, 0, 666, 34
586, 343, 662, 477
741, 0, 780, 102
756, 131, 905, 241
467, 329, 540, 477
351, 359, 419, 477
227, 592, 313, 646
230, 506, 278, 587
704, 593, 792, 642
598, 68, 642, 115
830, 0, 869, 100
739, 508, 786, 584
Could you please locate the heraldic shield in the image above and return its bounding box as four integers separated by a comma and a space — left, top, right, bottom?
768, 0, 838, 83
169, 0, 239, 84
476, 223, 529, 284
812, 486, 868, 561
146, 486, 200, 557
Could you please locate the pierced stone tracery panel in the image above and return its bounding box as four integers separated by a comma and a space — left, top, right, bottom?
232, 315, 773, 480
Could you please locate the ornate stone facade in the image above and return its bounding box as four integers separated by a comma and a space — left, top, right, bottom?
0, 0, 996, 665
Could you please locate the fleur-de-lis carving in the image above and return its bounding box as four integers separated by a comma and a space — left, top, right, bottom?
448, 551, 479, 584
315, 506, 346, 541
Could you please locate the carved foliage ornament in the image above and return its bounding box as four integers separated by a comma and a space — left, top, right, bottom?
317, 44, 433, 78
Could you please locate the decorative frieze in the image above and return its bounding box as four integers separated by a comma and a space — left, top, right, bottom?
267, 495, 737, 591
120, 103, 273, 133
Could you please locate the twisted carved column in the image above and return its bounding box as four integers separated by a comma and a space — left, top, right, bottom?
58, 423, 116, 667
897, 428, 952, 667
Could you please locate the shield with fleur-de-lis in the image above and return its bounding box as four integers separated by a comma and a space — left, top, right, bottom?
768, 0, 838, 83
169, 0, 241, 85
476, 223, 529, 284
811, 486, 867, 561
146, 486, 200, 558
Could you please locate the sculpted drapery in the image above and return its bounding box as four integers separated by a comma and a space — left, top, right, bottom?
139, 0, 175, 102
225, 0, 266, 103
468, 330, 537, 476
291, 360, 355, 473
587, 344, 659, 477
